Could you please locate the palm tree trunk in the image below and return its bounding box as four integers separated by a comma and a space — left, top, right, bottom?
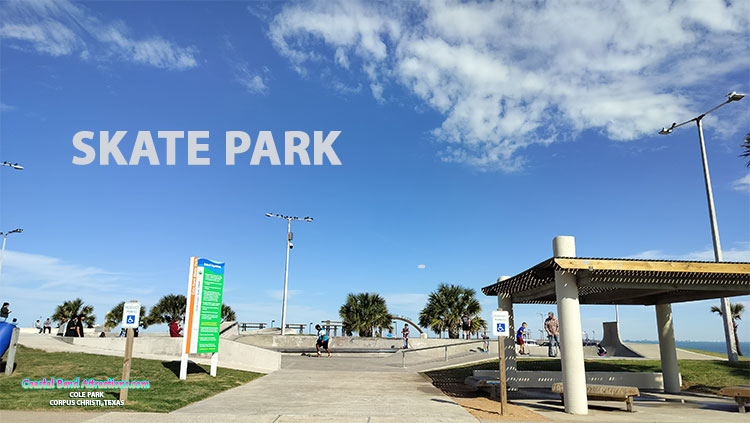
734, 324, 743, 356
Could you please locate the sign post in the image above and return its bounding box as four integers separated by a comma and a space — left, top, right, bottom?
492, 309, 510, 415
180, 257, 225, 380
120, 300, 141, 402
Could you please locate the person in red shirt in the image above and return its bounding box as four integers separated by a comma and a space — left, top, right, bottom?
169, 320, 183, 337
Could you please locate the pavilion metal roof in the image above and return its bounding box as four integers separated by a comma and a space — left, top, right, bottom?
481, 257, 750, 305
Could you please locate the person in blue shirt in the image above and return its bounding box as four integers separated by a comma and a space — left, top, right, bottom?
315, 324, 331, 357
516, 322, 528, 355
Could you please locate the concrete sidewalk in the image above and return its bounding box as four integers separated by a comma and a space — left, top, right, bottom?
171, 355, 477, 422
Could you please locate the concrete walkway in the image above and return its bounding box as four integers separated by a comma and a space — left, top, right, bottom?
171, 354, 477, 422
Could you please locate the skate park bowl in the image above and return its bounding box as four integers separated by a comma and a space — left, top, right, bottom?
599, 321, 642, 357
0, 322, 14, 357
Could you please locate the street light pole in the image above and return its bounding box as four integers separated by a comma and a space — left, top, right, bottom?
266, 213, 313, 336
659, 91, 745, 362
0, 229, 23, 280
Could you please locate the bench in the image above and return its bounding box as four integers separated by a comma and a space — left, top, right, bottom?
551, 383, 640, 412
718, 386, 750, 413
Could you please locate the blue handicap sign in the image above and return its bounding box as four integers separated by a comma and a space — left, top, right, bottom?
497, 323, 505, 332
126, 315, 135, 324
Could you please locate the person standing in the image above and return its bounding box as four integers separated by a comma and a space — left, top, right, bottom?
516, 322, 528, 355
545, 312, 559, 357
402, 323, 410, 349
481, 331, 490, 353
43, 318, 52, 334
65, 316, 79, 337
0, 302, 11, 322
461, 314, 471, 339
77, 314, 86, 337
315, 324, 331, 357
56, 317, 67, 336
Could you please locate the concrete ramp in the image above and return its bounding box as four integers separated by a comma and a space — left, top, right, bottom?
600, 321, 642, 357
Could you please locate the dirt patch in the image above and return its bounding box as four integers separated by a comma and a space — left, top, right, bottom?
422, 370, 548, 421
454, 397, 549, 421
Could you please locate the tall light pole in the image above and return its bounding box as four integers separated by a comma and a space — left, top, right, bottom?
266, 213, 313, 335
0, 229, 23, 279
659, 91, 745, 362
1, 161, 24, 170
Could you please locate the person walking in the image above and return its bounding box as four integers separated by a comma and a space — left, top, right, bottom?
516, 322, 529, 355
315, 324, 331, 357
461, 314, 471, 339
43, 318, 52, 334
545, 312, 559, 357
481, 331, 490, 353
0, 302, 11, 322
402, 323, 410, 349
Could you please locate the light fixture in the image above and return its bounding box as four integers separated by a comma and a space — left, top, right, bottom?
728, 91, 745, 102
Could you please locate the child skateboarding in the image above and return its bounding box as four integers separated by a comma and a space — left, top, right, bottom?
315, 324, 331, 357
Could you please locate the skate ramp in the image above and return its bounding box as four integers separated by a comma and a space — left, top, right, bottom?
600, 321, 642, 357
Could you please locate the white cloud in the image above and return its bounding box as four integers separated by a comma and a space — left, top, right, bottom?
0, 250, 159, 326
0, 103, 16, 112
629, 247, 750, 262
0, 0, 197, 70
268, 0, 750, 171
417, 264, 425, 269
265, 289, 303, 301
235, 63, 269, 95
732, 173, 750, 193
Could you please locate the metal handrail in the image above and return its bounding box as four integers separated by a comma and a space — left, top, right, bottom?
401, 339, 490, 368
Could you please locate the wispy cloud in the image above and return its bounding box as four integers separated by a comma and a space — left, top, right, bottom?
1, 250, 159, 325
268, 0, 750, 171
0, 0, 198, 70
265, 289, 303, 301
224, 36, 269, 95
629, 246, 750, 262
732, 173, 750, 193
0, 102, 16, 112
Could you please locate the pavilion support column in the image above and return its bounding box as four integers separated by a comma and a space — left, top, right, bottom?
553, 236, 588, 415
497, 276, 518, 390
655, 303, 681, 394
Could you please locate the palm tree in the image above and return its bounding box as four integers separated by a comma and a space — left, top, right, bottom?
52, 298, 95, 328
104, 302, 148, 329
711, 302, 745, 356
144, 294, 187, 326
221, 304, 236, 323
338, 293, 393, 337
741, 132, 750, 167
419, 284, 481, 339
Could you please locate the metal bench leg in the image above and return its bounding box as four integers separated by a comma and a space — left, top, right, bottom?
626, 396, 634, 412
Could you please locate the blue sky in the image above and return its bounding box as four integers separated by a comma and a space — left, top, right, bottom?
0, 0, 748, 342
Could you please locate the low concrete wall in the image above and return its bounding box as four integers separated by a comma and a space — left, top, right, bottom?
472, 370, 680, 390
65, 337, 280, 373
235, 334, 478, 350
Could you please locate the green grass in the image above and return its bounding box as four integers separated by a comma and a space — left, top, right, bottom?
681, 348, 750, 361
0, 345, 263, 412
424, 358, 750, 395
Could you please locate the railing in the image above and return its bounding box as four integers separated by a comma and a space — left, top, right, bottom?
401, 339, 489, 368
237, 322, 267, 333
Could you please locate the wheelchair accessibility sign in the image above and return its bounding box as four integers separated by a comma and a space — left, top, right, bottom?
121, 301, 141, 329
492, 310, 509, 336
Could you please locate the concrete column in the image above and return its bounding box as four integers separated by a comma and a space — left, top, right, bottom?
496, 276, 518, 390
553, 235, 588, 415
655, 303, 681, 393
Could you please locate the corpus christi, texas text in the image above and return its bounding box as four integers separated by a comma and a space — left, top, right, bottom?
72, 130, 342, 165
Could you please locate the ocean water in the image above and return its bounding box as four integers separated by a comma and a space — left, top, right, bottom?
630, 340, 750, 355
